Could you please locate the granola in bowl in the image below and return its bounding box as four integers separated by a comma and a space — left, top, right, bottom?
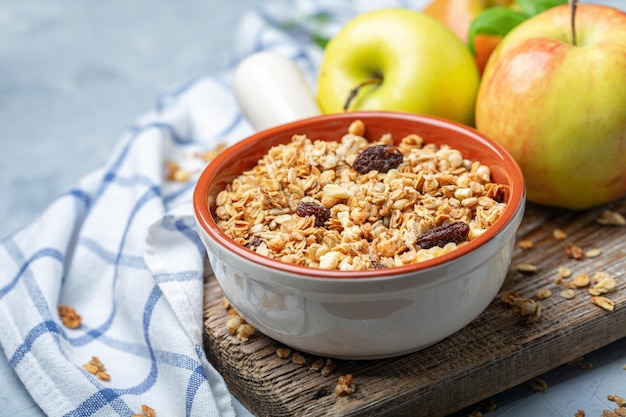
193, 111, 525, 358
214, 120, 508, 271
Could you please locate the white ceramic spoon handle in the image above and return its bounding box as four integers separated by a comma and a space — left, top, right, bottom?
232, 51, 321, 131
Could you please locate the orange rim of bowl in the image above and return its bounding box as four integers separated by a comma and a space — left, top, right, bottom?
193, 111, 525, 279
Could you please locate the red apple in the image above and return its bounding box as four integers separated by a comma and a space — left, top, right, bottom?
475, 3, 626, 209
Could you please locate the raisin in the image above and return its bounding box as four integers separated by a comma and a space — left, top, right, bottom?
416, 222, 470, 249
245, 236, 262, 250
296, 201, 331, 227
352, 144, 403, 174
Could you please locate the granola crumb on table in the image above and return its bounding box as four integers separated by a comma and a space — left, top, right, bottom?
214, 120, 508, 270
334, 374, 356, 396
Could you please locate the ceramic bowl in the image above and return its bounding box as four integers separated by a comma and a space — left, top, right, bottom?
194, 111, 525, 359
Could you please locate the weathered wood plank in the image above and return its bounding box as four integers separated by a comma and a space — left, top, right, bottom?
203, 197, 626, 417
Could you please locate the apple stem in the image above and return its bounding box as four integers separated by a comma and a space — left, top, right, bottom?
569, 0, 578, 46
343, 77, 382, 111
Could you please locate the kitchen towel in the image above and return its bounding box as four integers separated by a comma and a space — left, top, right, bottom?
0, 0, 427, 416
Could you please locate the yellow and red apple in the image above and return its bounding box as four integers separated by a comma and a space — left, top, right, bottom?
476, 3, 626, 209
424, 0, 515, 74
316, 8, 480, 126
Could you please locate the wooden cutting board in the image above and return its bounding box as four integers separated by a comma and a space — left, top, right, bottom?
203, 197, 626, 417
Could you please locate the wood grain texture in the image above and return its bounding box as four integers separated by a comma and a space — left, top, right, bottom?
203, 198, 626, 417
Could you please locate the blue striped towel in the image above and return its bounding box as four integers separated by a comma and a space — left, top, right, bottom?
0, 1, 427, 416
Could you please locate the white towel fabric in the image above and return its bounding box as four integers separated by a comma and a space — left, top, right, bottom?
0, 0, 427, 416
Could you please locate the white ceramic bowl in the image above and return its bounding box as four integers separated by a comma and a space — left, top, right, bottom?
194, 111, 525, 359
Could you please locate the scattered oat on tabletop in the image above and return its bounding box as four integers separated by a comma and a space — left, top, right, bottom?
310, 358, 325, 372
566, 243, 585, 260
597, 210, 626, 226
501, 292, 542, 324
559, 266, 573, 278
291, 352, 306, 365
516, 263, 538, 274
235, 323, 256, 342
501, 291, 520, 306
552, 228, 567, 240
537, 288, 552, 300
517, 239, 534, 250
585, 248, 602, 258
131, 404, 156, 417
320, 359, 337, 377
593, 271, 611, 284
574, 411, 585, 417
572, 273, 591, 288
589, 276, 616, 296
58, 305, 81, 329
82, 356, 110, 381
334, 374, 356, 396
276, 347, 292, 359
518, 298, 541, 324
591, 296, 615, 312
560, 289, 577, 300
528, 377, 547, 392
225, 315, 243, 335
222, 297, 256, 341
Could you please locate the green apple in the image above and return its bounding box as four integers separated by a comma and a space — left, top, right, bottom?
475, 3, 626, 210
317, 8, 480, 126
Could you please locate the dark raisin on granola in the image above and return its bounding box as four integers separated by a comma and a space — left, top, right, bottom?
296, 201, 331, 227
245, 236, 262, 250
352, 144, 404, 174
416, 222, 470, 249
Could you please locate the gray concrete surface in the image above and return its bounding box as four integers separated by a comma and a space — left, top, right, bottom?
2, 0, 626, 416
0, 0, 258, 238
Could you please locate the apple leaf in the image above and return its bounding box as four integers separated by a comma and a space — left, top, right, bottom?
313, 34, 330, 49
516, 0, 567, 17
468, 0, 568, 55
467, 8, 528, 55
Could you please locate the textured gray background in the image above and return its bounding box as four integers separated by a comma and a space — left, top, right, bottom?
0, 0, 257, 238
2, 1, 626, 416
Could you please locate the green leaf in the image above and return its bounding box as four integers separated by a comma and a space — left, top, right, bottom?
516, 0, 568, 17
312, 33, 330, 49
467, 8, 528, 55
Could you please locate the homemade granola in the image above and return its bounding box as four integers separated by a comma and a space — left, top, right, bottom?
214, 120, 509, 270
82, 356, 110, 381
58, 305, 82, 329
